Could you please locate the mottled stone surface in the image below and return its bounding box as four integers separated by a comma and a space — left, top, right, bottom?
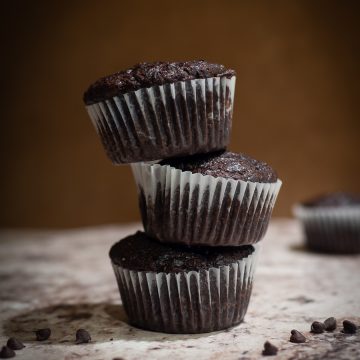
0, 220, 359, 360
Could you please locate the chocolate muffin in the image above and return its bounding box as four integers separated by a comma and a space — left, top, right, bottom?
110, 232, 258, 334
293, 192, 360, 254
131, 151, 282, 247
83, 61, 236, 164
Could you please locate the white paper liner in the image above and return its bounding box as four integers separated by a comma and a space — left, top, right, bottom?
131, 162, 282, 246
85, 76, 236, 164
293, 205, 360, 253
111, 245, 259, 334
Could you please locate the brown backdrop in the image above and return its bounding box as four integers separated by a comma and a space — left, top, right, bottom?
1, 0, 359, 228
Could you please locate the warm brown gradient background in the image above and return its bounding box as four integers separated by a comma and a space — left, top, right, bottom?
1, 0, 359, 228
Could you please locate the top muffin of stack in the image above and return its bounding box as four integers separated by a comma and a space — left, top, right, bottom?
83, 60, 236, 164
83, 60, 282, 247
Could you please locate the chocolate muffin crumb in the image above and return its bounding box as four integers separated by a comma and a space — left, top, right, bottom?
0, 346, 15, 359
342, 320, 357, 334
110, 231, 254, 272
302, 192, 360, 208
324, 317, 337, 331
160, 151, 278, 183
290, 329, 306, 343
84, 60, 235, 104
311, 321, 325, 334
75, 329, 91, 344
262, 341, 278, 356
6, 338, 24, 350
35, 328, 51, 341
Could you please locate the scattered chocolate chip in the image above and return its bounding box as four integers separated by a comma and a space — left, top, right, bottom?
0, 346, 15, 359
311, 321, 325, 334
75, 329, 91, 344
262, 341, 278, 356
109, 338, 113, 341
6, 338, 24, 351
324, 317, 337, 331
290, 329, 306, 343
342, 320, 357, 334
35, 328, 51, 341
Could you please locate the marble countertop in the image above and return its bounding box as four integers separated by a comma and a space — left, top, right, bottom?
0, 220, 359, 360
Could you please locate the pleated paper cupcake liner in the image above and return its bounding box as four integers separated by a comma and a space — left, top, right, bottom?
111, 245, 258, 334
131, 162, 282, 247
293, 205, 360, 254
85, 76, 236, 164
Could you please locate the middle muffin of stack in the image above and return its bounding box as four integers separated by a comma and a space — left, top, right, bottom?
83, 61, 282, 334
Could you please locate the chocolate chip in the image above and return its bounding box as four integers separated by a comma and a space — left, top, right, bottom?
35, 328, 51, 341
75, 329, 91, 344
342, 320, 357, 334
6, 338, 24, 350
324, 317, 337, 331
0, 346, 15, 359
290, 329, 306, 343
262, 341, 278, 356
311, 321, 325, 334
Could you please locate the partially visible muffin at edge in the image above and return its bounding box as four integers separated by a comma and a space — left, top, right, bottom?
294, 192, 360, 254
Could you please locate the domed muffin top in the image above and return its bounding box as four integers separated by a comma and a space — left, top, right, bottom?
160, 151, 278, 183
84, 60, 235, 104
110, 231, 254, 273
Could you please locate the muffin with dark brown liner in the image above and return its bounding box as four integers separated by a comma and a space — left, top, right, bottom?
110, 231, 258, 334
83, 61, 236, 164
293, 192, 360, 254
131, 151, 282, 247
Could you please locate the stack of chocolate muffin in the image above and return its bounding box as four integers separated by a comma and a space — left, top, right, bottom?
83, 61, 282, 334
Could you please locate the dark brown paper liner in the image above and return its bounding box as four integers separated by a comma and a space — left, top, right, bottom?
294, 205, 360, 254
132, 163, 282, 246
111, 246, 258, 334
85, 76, 236, 164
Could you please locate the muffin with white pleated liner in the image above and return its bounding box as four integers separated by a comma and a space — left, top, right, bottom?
293, 192, 360, 254
110, 231, 258, 334
132, 151, 282, 247
83, 61, 236, 164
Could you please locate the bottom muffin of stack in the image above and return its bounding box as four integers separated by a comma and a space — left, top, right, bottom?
110, 232, 257, 333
